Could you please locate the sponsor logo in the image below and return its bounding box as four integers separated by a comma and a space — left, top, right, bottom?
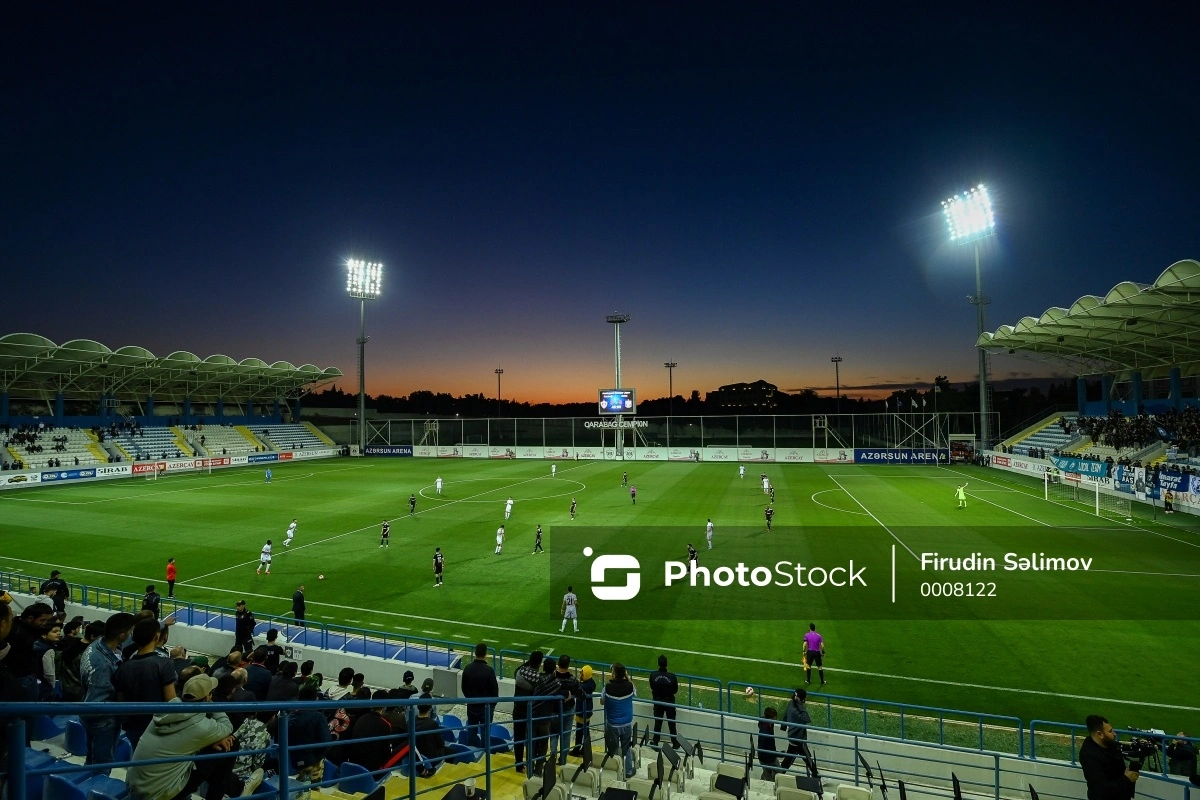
583, 419, 648, 429
777, 449, 807, 462
248, 454, 279, 463
96, 465, 130, 476
364, 445, 414, 457
4, 474, 29, 484
640, 450, 661, 460
814, 449, 851, 463
992, 455, 1011, 467
855, 449, 946, 463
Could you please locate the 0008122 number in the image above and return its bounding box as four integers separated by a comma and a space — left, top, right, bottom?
920, 582, 997, 598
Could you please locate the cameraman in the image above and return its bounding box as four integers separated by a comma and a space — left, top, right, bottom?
1167, 732, 1197, 778
1080, 715, 1138, 800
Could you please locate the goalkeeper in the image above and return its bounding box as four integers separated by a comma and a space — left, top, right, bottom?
955, 483, 968, 509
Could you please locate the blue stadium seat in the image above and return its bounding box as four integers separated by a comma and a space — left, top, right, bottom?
113, 736, 132, 764
337, 761, 388, 796
64, 719, 88, 757
33, 714, 69, 741
24, 748, 57, 800
45, 775, 88, 800
441, 714, 463, 743
78, 774, 128, 800
445, 743, 483, 765
488, 724, 513, 753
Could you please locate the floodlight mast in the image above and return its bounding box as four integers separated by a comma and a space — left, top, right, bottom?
606, 314, 630, 458
347, 259, 383, 453
942, 185, 995, 450
664, 361, 678, 417
831, 356, 843, 415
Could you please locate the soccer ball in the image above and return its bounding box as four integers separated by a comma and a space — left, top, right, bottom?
744, 686, 755, 698
318, 574, 325, 581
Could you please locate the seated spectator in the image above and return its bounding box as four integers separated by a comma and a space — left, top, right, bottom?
328, 667, 356, 700
347, 688, 396, 771
267, 660, 300, 701
395, 670, 419, 699
211, 648, 243, 681
412, 701, 448, 776
127, 673, 263, 800
289, 683, 332, 799
233, 710, 276, 790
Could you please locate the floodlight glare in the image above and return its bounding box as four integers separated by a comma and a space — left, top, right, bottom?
346, 259, 383, 298
942, 184, 995, 243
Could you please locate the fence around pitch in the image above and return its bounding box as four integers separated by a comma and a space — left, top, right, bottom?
726, 681, 1025, 756
354, 412, 987, 450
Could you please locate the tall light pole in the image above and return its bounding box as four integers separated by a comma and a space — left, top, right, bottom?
347, 258, 383, 453
606, 314, 630, 458
494, 367, 504, 418
942, 184, 996, 450
830, 356, 843, 415
664, 361, 677, 417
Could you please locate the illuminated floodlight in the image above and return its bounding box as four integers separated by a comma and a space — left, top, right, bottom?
346, 259, 384, 298
942, 184, 995, 243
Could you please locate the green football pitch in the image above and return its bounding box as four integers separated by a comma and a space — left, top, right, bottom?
2, 457, 1198, 739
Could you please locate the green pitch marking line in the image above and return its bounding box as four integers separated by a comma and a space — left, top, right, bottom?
828, 475, 918, 559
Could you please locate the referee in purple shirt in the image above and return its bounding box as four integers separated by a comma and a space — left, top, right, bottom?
803, 623, 826, 686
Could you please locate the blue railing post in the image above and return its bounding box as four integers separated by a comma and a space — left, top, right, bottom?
853, 735, 860, 783
994, 753, 1000, 800
277, 710, 290, 800
524, 700, 534, 773
978, 716, 984, 751
8, 717, 27, 800
408, 705, 419, 800
483, 704, 493, 800
939, 717, 945, 745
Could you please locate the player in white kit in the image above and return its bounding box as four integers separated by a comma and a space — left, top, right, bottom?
551, 463, 557, 477
762, 475, 770, 494
706, 519, 714, 549
285, 519, 297, 547
560, 585, 579, 632
504, 496, 514, 520
256, 539, 273, 574
494, 525, 505, 555
739, 465, 745, 479
435, 477, 444, 495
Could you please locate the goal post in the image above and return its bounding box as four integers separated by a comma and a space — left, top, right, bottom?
1044, 471, 1132, 519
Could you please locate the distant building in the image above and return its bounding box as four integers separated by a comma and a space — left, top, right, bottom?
706, 380, 778, 411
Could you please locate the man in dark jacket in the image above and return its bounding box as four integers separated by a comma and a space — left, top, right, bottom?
292, 585, 306, 625
267, 661, 300, 702
289, 683, 332, 790
413, 702, 448, 776
39, 571, 69, 614
650, 654, 682, 749
243, 647, 273, 701
512, 650, 544, 773
1080, 715, 1138, 800
142, 584, 162, 619
757, 707, 780, 780
234, 601, 256, 654
550, 655, 581, 765
779, 688, 812, 771
460, 642, 498, 747
348, 689, 396, 771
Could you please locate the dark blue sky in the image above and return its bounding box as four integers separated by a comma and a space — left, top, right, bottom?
5, 3, 1197, 402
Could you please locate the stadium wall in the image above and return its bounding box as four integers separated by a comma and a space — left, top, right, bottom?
400, 445, 954, 463
0, 448, 339, 491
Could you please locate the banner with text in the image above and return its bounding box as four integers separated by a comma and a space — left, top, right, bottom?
1050, 455, 1109, 478
814, 448, 853, 464
854, 448, 948, 464
364, 445, 414, 457
738, 447, 777, 463
0, 471, 42, 489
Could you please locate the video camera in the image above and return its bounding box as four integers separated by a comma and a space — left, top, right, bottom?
1119, 729, 1162, 771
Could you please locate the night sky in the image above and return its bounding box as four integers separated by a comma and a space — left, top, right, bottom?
5, 4, 1197, 403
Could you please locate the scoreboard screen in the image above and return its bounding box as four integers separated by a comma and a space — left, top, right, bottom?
598, 389, 636, 415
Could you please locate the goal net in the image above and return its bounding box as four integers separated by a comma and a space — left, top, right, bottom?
1045, 472, 1131, 519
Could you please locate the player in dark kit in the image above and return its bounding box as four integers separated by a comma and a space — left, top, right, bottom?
687, 544, 698, 563
409, 494, 417, 515
765, 505, 774, 532
769, 484, 775, 503
570, 498, 577, 520
379, 519, 390, 548
433, 548, 444, 586
533, 524, 544, 554
621, 471, 628, 487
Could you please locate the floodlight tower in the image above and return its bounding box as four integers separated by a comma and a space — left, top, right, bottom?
664, 361, 678, 417
347, 258, 383, 453
607, 314, 630, 457
831, 356, 843, 415
494, 367, 504, 417
942, 185, 996, 450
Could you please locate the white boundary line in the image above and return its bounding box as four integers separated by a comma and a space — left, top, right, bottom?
828, 476, 918, 560
186, 461, 600, 582
810, 489, 868, 516
3, 553, 1197, 713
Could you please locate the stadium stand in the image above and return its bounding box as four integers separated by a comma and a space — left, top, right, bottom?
184, 425, 262, 456
3, 427, 105, 470
107, 427, 190, 461
1005, 415, 1077, 458
257, 423, 328, 451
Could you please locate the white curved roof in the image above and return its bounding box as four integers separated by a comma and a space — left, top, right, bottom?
0, 333, 342, 402
977, 259, 1200, 377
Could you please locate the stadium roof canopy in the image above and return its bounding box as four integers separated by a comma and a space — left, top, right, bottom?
977, 259, 1200, 379
0, 333, 342, 402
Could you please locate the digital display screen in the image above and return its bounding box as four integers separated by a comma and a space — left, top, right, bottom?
598, 389, 636, 415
